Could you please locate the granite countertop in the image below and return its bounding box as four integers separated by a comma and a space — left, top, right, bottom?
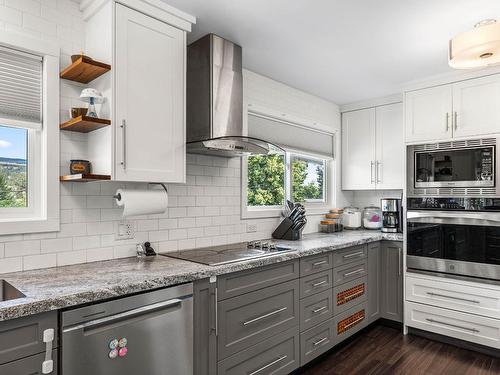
0, 230, 402, 321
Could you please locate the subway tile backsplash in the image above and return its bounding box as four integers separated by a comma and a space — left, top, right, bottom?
0, 154, 280, 274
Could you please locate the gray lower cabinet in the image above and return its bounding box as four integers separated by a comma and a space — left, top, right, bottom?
0, 349, 58, 375
299, 289, 333, 331
194, 279, 217, 375
367, 241, 381, 323
299, 269, 333, 298
333, 302, 368, 343
0, 311, 58, 374
217, 279, 300, 359
333, 259, 368, 285
300, 253, 333, 276
217, 327, 299, 375
300, 317, 335, 365
381, 241, 403, 322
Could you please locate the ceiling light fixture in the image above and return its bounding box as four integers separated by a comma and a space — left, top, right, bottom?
448, 19, 500, 69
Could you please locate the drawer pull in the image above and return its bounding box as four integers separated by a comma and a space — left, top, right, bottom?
342, 316, 365, 331
312, 306, 327, 314
425, 318, 480, 333
248, 355, 288, 375
343, 268, 365, 277
312, 280, 328, 287
243, 307, 288, 326
312, 260, 327, 267
313, 337, 328, 346
426, 292, 480, 304
343, 251, 364, 259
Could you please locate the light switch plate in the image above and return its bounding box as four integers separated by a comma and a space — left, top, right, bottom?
116, 221, 134, 240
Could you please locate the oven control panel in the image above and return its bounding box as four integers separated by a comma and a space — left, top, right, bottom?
407, 197, 500, 211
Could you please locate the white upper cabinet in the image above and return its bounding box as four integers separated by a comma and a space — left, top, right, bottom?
405, 74, 500, 143
114, 4, 186, 182
452, 75, 500, 138
405, 85, 452, 143
342, 108, 376, 190
342, 103, 404, 190
375, 103, 404, 190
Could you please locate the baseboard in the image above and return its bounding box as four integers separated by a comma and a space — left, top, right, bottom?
408, 327, 500, 359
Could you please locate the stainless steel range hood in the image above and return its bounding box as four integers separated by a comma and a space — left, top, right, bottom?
186, 34, 283, 157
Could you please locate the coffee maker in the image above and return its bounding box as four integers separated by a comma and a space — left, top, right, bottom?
381, 198, 402, 233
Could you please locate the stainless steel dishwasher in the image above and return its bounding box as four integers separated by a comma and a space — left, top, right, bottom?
61, 283, 193, 375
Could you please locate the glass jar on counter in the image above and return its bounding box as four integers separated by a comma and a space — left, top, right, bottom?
319, 218, 344, 233
362, 206, 382, 229
342, 206, 362, 229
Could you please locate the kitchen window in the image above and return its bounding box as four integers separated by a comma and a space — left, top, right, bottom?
242, 113, 334, 218
0, 35, 59, 234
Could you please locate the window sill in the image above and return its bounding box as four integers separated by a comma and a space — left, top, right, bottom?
0, 217, 59, 235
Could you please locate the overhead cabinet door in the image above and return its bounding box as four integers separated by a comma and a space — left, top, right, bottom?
405, 85, 452, 143
375, 103, 404, 189
115, 4, 186, 182
452, 75, 500, 138
342, 108, 376, 190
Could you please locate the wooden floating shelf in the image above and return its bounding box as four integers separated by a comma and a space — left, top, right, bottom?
60, 56, 111, 84
60, 116, 111, 133
60, 174, 111, 182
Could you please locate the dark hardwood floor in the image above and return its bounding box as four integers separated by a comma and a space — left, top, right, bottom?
301, 324, 500, 375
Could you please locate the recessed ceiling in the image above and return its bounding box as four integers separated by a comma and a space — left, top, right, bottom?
163, 0, 500, 105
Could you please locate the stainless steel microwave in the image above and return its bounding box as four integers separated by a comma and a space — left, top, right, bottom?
407, 139, 497, 193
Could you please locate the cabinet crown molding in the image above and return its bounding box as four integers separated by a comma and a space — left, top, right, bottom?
80, 0, 196, 30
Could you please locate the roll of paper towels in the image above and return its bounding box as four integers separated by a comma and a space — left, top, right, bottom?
115, 189, 168, 217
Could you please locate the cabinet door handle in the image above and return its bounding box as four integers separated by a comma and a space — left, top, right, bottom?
425, 318, 479, 333
445, 112, 450, 131
398, 248, 401, 276
343, 251, 364, 259
312, 306, 327, 314
312, 280, 328, 287
343, 268, 365, 277
120, 119, 127, 169
426, 292, 480, 304
312, 260, 327, 267
376, 161, 381, 184
313, 337, 328, 346
370, 161, 375, 184
42, 329, 54, 374
248, 355, 288, 375
243, 307, 287, 326
454, 111, 458, 131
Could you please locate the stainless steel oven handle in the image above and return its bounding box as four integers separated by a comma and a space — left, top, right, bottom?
243, 307, 287, 326
426, 318, 479, 333
426, 292, 480, 304
248, 355, 288, 375
407, 211, 500, 227
63, 298, 184, 333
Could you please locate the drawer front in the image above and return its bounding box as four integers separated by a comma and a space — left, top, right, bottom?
406, 301, 500, 349
217, 327, 299, 375
300, 270, 333, 298
0, 349, 58, 375
333, 276, 368, 316
333, 260, 368, 286
217, 260, 299, 300
218, 279, 299, 359
300, 253, 333, 276
300, 289, 334, 331
300, 317, 335, 365
333, 245, 367, 268
333, 302, 367, 343
406, 274, 500, 319
0, 311, 58, 365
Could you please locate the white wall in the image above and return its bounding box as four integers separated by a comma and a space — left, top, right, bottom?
0, 1, 347, 274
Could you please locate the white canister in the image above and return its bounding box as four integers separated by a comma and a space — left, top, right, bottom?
342, 207, 362, 229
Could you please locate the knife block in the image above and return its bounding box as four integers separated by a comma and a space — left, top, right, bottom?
272, 217, 304, 240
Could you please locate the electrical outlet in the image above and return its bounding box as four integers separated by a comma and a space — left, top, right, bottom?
247, 223, 257, 233
116, 221, 134, 240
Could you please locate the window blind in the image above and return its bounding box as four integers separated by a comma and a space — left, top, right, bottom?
0, 46, 42, 129
248, 113, 334, 157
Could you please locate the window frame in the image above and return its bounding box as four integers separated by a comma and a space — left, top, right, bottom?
0, 32, 60, 235
241, 147, 334, 219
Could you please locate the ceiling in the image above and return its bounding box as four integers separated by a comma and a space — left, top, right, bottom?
163, 0, 500, 105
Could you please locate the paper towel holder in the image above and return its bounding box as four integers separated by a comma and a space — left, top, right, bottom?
113, 183, 168, 202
